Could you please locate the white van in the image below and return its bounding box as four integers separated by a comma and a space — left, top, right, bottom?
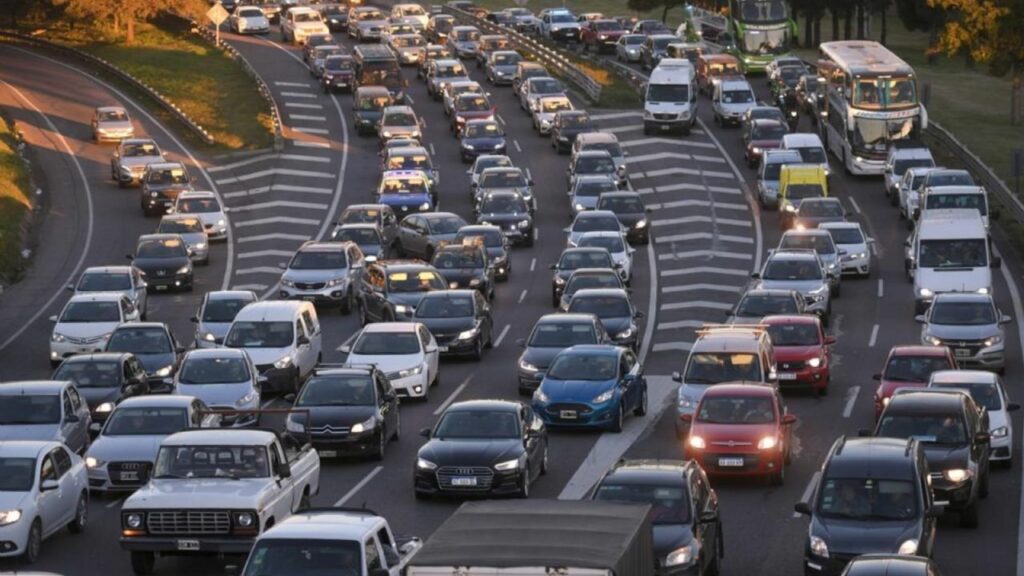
711, 77, 756, 126
643, 59, 697, 135
782, 133, 830, 177
905, 209, 998, 314
918, 185, 992, 229
223, 301, 323, 393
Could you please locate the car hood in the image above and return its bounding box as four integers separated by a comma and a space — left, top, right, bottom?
479, 212, 530, 224
925, 323, 999, 341
357, 19, 388, 29
119, 155, 163, 169
98, 120, 133, 132
719, 103, 755, 115
283, 269, 346, 283
598, 316, 632, 335
0, 492, 29, 512
921, 443, 970, 471
79, 387, 122, 408
89, 434, 168, 463
125, 478, 275, 510
418, 438, 523, 467
239, 346, 293, 366
344, 352, 422, 372
694, 422, 777, 445
521, 347, 563, 371
456, 110, 494, 121
55, 321, 121, 338
812, 517, 920, 556
653, 524, 694, 560
198, 321, 232, 340
493, 64, 518, 74
356, 242, 384, 258
133, 255, 190, 273
454, 41, 479, 50
133, 352, 176, 375
420, 316, 476, 335
540, 378, 613, 401
836, 242, 868, 255
915, 268, 991, 294
0, 424, 62, 442
775, 345, 822, 364
878, 379, 927, 397
757, 279, 826, 297
438, 267, 485, 283
176, 383, 253, 407
295, 21, 330, 31
302, 405, 377, 428
463, 135, 505, 147
795, 215, 845, 227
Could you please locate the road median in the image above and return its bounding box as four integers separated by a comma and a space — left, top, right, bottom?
0, 112, 33, 285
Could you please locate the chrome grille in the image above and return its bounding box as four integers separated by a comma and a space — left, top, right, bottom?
295, 282, 326, 290
310, 424, 351, 436
147, 510, 231, 535
779, 360, 805, 371
653, 113, 677, 120
436, 466, 494, 490
67, 334, 105, 345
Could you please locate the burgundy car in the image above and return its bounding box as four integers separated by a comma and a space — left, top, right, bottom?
450, 93, 495, 137
743, 119, 788, 168
872, 345, 957, 420
580, 19, 625, 53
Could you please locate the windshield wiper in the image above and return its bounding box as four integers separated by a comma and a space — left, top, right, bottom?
213, 469, 241, 480
153, 473, 191, 480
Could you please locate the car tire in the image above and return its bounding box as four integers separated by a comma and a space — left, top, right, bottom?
130, 551, 155, 575
372, 429, 386, 461
518, 469, 530, 498
68, 492, 88, 533
551, 290, 559, 308
634, 387, 647, 416
393, 239, 404, 257
980, 468, 990, 498
770, 463, 784, 486
610, 403, 624, 433
707, 530, 723, 576
472, 336, 483, 360
340, 287, 354, 315
960, 500, 980, 528
23, 519, 41, 564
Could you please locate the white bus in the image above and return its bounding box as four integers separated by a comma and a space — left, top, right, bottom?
817, 41, 927, 176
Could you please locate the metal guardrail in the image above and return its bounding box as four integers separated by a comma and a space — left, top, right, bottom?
0, 29, 216, 145
442, 7, 602, 103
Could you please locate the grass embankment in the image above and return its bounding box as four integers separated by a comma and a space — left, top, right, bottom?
0, 116, 32, 283
44, 17, 273, 152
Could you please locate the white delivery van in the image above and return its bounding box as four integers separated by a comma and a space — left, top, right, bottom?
918, 185, 993, 230
711, 77, 756, 126
643, 58, 697, 135
905, 208, 998, 314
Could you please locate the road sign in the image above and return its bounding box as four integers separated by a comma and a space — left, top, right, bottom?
207, 3, 230, 26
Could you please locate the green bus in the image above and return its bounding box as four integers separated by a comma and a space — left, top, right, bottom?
690, 0, 796, 73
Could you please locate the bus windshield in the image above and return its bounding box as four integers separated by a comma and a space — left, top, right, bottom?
851, 116, 918, 157
852, 76, 917, 109
739, 25, 791, 55
733, 0, 789, 22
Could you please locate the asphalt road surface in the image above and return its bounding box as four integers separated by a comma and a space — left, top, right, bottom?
0, 19, 1020, 576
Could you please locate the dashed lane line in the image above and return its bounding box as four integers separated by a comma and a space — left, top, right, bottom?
878, 279, 884, 298
518, 289, 528, 304
214, 168, 335, 184
237, 233, 311, 244
848, 196, 863, 214
283, 102, 324, 109
652, 215, 752, 228
433, 374, 473, 416
234, 216, 321, 228
794, 472, 822, 518
843, 386, 860, 418
869, 324, 879, 347
334, 466, 384, 506
493, 324, 511, 348
529, 257, 536, 272
513, 139, 522, 153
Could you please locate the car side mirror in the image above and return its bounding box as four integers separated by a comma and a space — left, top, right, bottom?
65, 283, 75, 292
671, 371, 682, 383
793, 502, 811, 516
872, 373, 882, 381
698, 510, 718, 524
419, 427, 431, 438
284, 393, 296, 402
1000, 314, 1013, 324
190, 316, 199, 323
750, 272, 760, 279
298, 335, 311, 346
975, 431, 990, 444
782, 414, 797, 425
276, 462, 292, 478
257, 375, 269, 387
634, 311, 644, 319
679, 413, 692, 422
40, 479, 60, 492
1007, 402, 1021, 412
991, 257, 1002, 269
914, 314, 927, 323
824, 335, 836, 345
125, 254, 134, 261
49, 315, 58, 323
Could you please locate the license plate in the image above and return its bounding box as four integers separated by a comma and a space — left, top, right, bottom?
660, 125, 670, 131
778, 373, 797, 380
955, 348, 972, 358
318, 450, 337, 458
155, 285, 169, 291
560, 410, 578, 419
303, 295, 317, 301
452, 476, 477, 486
438, 346, 449, 352
177, 540, 200, 551
119, 471, 139, 482
718, 457, 744, 467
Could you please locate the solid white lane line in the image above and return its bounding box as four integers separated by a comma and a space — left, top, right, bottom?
493, 324, 511, 348
281, 91, 317, 98
429, 143, 436, 156
518, 289, 528, 304
530, 257, 536, 272
433, 375, 473, 416
334, 466, 384, 506
235, 216, 321, 228
513, 139, 522, 153
868, 324, 879, 347
878, 279, 884, 298
843, 386, 860, 418
284, 102, 324, 109
292, 140, 331, 148
274, 81, 311, 87
289, 114, 328, 121
638, 215, 659, 364
794, 472, 821, 518
848, 196, 862, 214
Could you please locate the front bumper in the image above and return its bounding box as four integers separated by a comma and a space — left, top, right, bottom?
143, 196, 176, 215
322, 75, 354, 91
0, 521, 32, 557
311, 429, 380, 457
932, 477, 975, 510
535, 399, 619, 430
517, 368, 544, 392
96, 130, 134, 142
839, 254, 870, 275
776, 364, 829, 390
687, 447, 784, 478
142, 271, 192, 291
461, 142, 506, 160
120, 535, 254, 555
279, 282, 350, 304
414, 467, 523, 496
386, 372, 430, 398
804, 554, 849, 576
50, 340, 107, 362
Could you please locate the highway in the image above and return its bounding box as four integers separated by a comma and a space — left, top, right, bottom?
0, 14, 1020, 576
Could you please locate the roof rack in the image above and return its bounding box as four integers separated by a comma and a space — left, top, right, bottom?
694, 324, 768, 338
314, 363, 378, 374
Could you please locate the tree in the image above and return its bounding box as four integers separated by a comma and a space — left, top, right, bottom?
56, 0, 205, 44
866, 0, 892, 44
627, 0, 686, 22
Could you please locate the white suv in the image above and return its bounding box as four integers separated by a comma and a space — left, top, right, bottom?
282, 7, 330, 44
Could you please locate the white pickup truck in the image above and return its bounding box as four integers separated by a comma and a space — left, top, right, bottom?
239, 508, 421, 576
119, 428, 320, 575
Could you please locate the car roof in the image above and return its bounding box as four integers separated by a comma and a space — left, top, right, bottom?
66, 292, 124, 303
845, 555, 931, 576
703, 383, 777, 398
576, 132, 618, 144
930, 292, 993, 305
0, 380, 67, 395
57, 352, 132, 364
297, 241, 351, 253
818, 222, 861, 230
82, 265, 134, 275
571, 288, 629, 299
826, 437, 917, 479
206, 290, 257, 301
768, 250, 818, 261
419, 289, 477, 299
0, 441, 61, 458
575, 150, 613, 158
563, 344, 621, 356
535, 313, 598, 325
360, 322, 421, 334
890, 345, 951, 357
383, 105, 416, 114
782, 133, 823, 147
117, 394, 197, 409
751, 118, 785, 129
760, 314, 819, 326
375, 260, 433, 270
163, 428, 278, 446
929, 369, 998, 386
138, 233, 185, 243
145, 162, 185, 171
602, 459, 691, 485
119, 138, 156, 145
182, 348, 248, 361
178, 190, 217, 199
233, 301, 309, 322
268, 509, 388, 540
886, 391, 966, 413
112, 322, 167, 332
447, 399, 521, 412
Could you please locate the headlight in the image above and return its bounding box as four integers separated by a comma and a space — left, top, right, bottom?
285, 418, 305, 433
882, 396, 891, 407
394, 304, 410, 314
634, 219, 648, 229
751, 147, 762, 154
554, 276, 565, 285
897, 538, 919, 555
574, 203, 585, 212
216, 219, 226, 227
235, 389, 258, 407
448, 281, 460, 289
593, 389, 615, 403
51, 332, 66, 343
202, 332, 217, 342
469, 278, 482, 287
273, 356, 293, 370
281, 278, 296, 288
977, 287, 990, 295
150, 191, 159, 198
616, 328, 634, 340
519, 359, 538, 372
985, 335, 1003, 347
176, 265, 191, 275
457, 328, 478, 340
534, 388, 549, 403
154, 365, 173, 377
462, 143, 475, 150
809, 535, 829, 558
494, 458, 520, 471
398, 365, 423, 378
944, 468, 972, 483
989, 425, 1009, 439
688, 435, 706, 449
784, 203, 796, 212
419, 202, 431, 210
924, 334, 943, 346
125, 513, 143, 529
325, 277, 347, 288
807, 357, 822, 368
96, 402, 115, 413
417, 458, 437, 470
665, 543, 696, 567
193, 242, 207, 250
235, 512, 256, 527
518, 220, 530, 229
757, 436, 778, 450
350, 416, 376, 434
0, 510, 21, 527
918, 288, 933, 297
382, 131, 393, 138
85, 457, 105, 468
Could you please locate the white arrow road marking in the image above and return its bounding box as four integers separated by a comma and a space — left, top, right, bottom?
214, 168, 335, 184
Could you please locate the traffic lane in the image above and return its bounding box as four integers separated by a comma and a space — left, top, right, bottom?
0, 46, 228, 376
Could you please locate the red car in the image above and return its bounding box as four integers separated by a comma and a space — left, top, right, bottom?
762, 314, 834, 396
873, 345, 957, 420
742, 118, 788, 169
450, 93, 495, 137
580, 19, 625, 53
681, 384, 796, 485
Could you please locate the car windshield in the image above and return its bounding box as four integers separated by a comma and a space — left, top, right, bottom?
357, 95, 391, 110
878, 412, 967, 444
356, 10, 382, 20
576, 157, 616, 174
576, 179, 618, 197
108, 327, 171, 355
387, 270, 445, 292
78, 272, 131, 292
225, 321, 294, 348
560, 251, 612, 270
415, 296, 474, 318
147, 168, 188, 185
473, 157, 512, 174
918, 239, 987, 268
432, 19, 453, 33
767, 323, 819, 346
481, 171, 526, 188
177, 198, 220, 213
0, 395, 61, 424
159, 218, 204, 234
762, 259, 822, 280
893, 158, 933, 176
623, 35, 644, 45
550, 13, 574, 23
334, 228, 380, 245
99, 109, 128, 122
779, 67, 802, 86
464, 122, 501, 138
455, 231, 503, 247
780, 234, 835, 255
578, 235, 625, 253
324, 57, 353, 71
294, 11, 321, 22
709, 62, 740, 74
722, 89, 754, 104
0, 458, 36, 491
794, 146, 827, 164
753, 124, 788, 140
384, 112, 417, 126
493, 53, 519, 65
434, 410, 519, 439
178, 357, 250, 384
341, 208, 380, 224
244, 539, 362, 576
482, 38, 510, 50
434, 250, 484, 268
698, 396, 775, 424
826, 227, 864, 244
380, 177, 427, 195
103, 407, 188, 436
480, 195, 527, 214
122, 142, 159, 157
137, 238, 187, 259
352, 332, 420, 354
817, 478, 918, 520
925, 172, 974, 188
53, 361, 121, 388
930, 301, 996, 325
542, 98, 571, 112
566, 273, 620, 295
154, 445, 270, 479
455, 29, 480, 41
437, 63, 467, 77
684, 353, 761, 384
884, 355, 951, 382
387, 154, 431, 171
532, 79, 563, 94
736, 294, 799, 317
935, 383, 1002, 411
547, 353, 617, 380
599, 196, 644, 213
313, 47, 342, 59
289, 250, 347, 270
573, 216, 620, 233
296, 375, 375, 407
594, 483, 692, 524
751, 108, 785, 122
394, 36, 425, 47
569, 295, 631, 318
457, 96, 490, 112
60, 301, 120, 323
785, 184, 824, 201
202, 297, 251, 323
561, 114, 592, 128
925, 192, 987, 215
799, 200, 844, 217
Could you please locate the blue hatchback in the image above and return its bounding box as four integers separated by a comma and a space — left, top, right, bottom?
532, 344, 648, 432
377, 170, 434, 215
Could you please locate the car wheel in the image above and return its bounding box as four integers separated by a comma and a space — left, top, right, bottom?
770, 463, 784, 486
372, 429, 386, 461
384, 309, 396, 323
340, 287, 354, 315
634, 387, 647, 416
358, 300, 368, 327
68, 492, 88, 533
392, 416, 401, 441
518, 469, 530, 498
130, 551, 155, 575
472, 336, 483, 360
610, 403, 624, 433
299, 490, 311, 510
393, 239, 404, 257
707, 530, 723, 576
23, 519, 41, 564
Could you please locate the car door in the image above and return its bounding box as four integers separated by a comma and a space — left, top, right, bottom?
397, 216, 421, 256
58, 390, 81, 453
520, 405, 540, 478
132, 269, 148, 313
376, 375, 398, 434
120, 296, 140, 324
364, 536, 385, 575
35, 453, 63, 537
51, 446, 78, 526
418, 325, 439, 382
619, 351, 639, 409
68, 386, 91, 448
474, 292, 491, 335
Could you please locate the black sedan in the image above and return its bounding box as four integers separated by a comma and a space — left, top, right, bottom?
51, 352, 151, 428
104, 322, 184, 391
596, 191, 651, 245
516, 313, 609, 395
475, 191, 534, 246
128, 234, 194, 292
415, 399, 548, 499
551, 110, 594, 153
455, 225, 511, 281
566, 288, 643, 351
286, 365, 400, 460
431, 244, 495, 300
413, 290, 493, 359
559, 268, 625, 311
550, 247, 617, 307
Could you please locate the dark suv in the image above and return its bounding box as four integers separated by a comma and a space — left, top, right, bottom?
592, 459, 723, 576
795, 437, 939, 576
873, 389, 990, 528
357, 260, 447, 323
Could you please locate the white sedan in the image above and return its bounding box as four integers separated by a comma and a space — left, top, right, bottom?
576, 231, 634, 284
0, 441, 88, 563
340, 322, 440, 400
820, 222, 872, 278
230, 6, 270, 34
173, 191, 229, 242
